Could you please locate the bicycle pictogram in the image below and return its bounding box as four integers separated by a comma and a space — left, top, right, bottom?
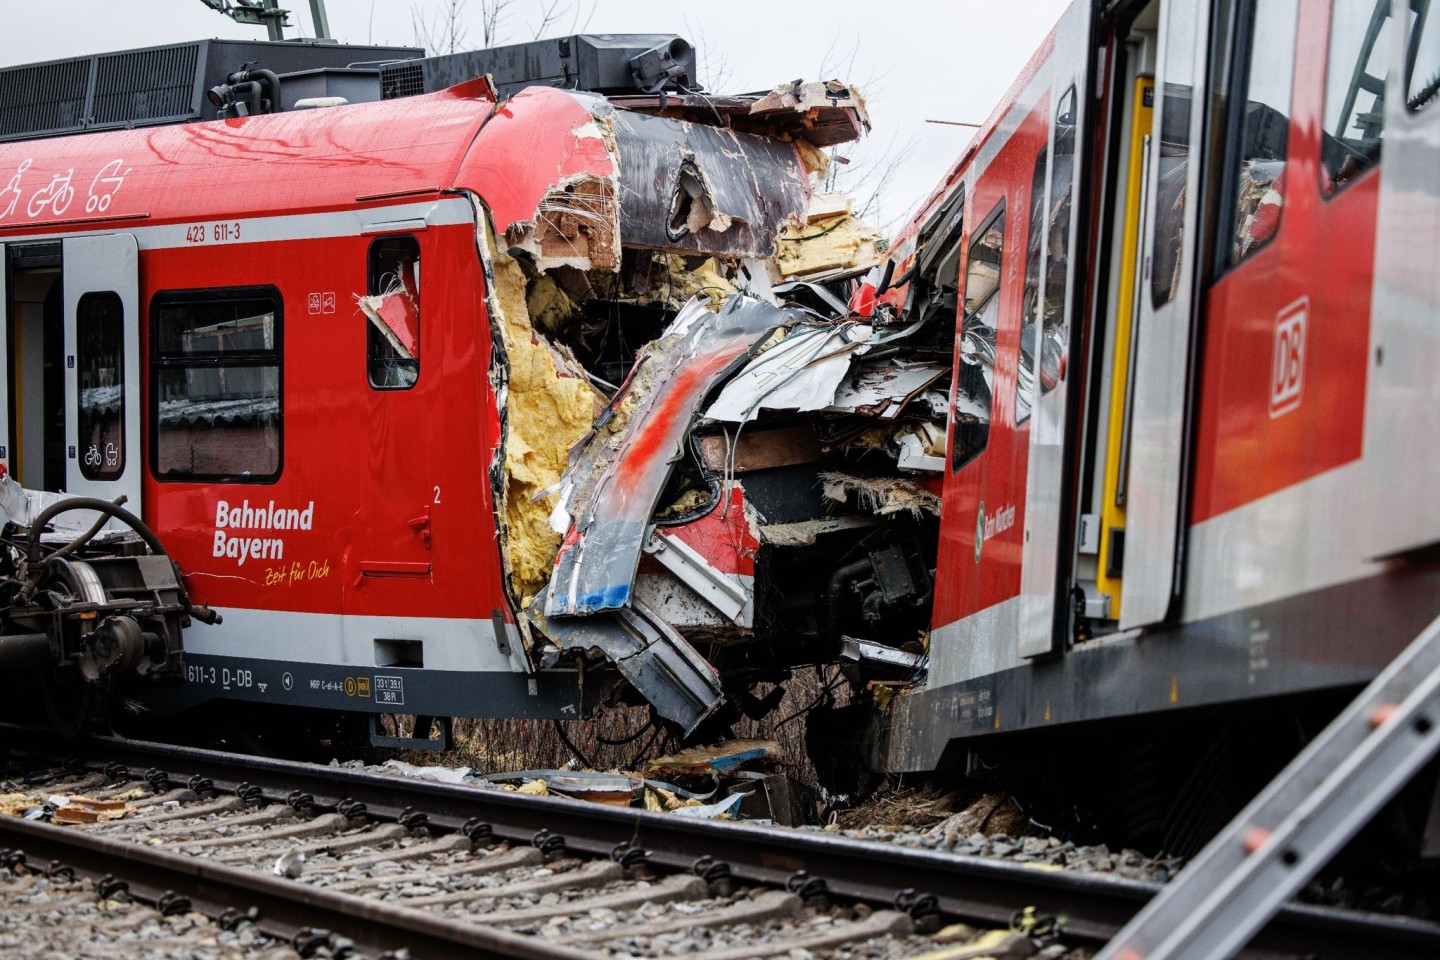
27, 167, 75, 219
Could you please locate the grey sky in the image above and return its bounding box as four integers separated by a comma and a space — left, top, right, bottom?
1, 0, 1072, 230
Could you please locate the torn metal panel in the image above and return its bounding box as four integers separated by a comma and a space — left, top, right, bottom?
608, 79, 870, 148
840, 635, 926, 678
461, 87, 617, 244
529, 591, 723, 735
704, 323, 872, 423
357, 288, 419, 359
634, 483, 759, 632
545, 296, 792, 618
825, 359, 950, 419
748, 80, 872, 147
644, 529, 750, 624
599, 102, 811, 259
509, 173, 620, 272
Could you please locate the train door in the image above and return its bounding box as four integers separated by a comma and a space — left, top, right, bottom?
1364, 0, 1440, 558
63, 234, 141, 511
4, 240, 97, 498
1017, 9, 1091, 657
348, 232, 435, 601
1117, 0, 1212, 631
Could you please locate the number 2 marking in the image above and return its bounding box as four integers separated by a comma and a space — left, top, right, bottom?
433, 486, 442, 504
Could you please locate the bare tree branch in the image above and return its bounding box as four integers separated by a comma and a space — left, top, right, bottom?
479, 0, 512, 47
530, 0, 565, 40
411, 0, 471, 55
682, 16, 731, 92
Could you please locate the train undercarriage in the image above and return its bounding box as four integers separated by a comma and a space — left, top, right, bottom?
0, 478, 210, 734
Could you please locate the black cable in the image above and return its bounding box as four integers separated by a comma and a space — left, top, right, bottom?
786, 215, 852, 243
551, 719, 595, 769
594, 711, 657, 746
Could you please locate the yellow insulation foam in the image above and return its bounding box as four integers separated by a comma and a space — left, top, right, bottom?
492, 245, 602, 606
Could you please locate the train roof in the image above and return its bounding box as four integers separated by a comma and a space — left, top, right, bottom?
0, 81, 512, 233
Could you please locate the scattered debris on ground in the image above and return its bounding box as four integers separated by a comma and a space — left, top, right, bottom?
0, 791, 137, 824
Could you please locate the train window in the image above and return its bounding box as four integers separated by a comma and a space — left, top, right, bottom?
1150, 6, 1197, 307
76, 292, 125, 481
1225, 0, 1299, 265
1017, 146, 1048, 424
1408, 1, 1440, 112
953, 203, 1004, 473
1324, 0, 1400, 192
365, 236, 420, 390
151, 288, 282, 483
1041, 87, 1077, 397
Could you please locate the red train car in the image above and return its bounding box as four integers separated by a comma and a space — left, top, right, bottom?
863, 0, 1440, 815
0, 36, 898, 743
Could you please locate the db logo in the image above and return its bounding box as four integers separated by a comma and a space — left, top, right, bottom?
1269, 298, 1307, 418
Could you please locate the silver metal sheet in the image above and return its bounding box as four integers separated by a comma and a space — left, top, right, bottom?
530, 591, 723, 735
825, 359, 949, 419
1018, 3, 1091, 659
704, 323, 871, 423
63, 233, 142, 515
1360, 10, 1440, 559
1120, 0, 1209, 632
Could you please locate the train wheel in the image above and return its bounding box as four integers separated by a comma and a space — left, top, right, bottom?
35, 558, 105, 737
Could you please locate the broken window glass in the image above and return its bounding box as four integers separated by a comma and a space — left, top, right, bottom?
365, 236, 420, 389
76, 292, 124, 481
1150, 2, 1197, 308
953, 204, 1004, 472
1041, 87, 1076, 397
152, 289, 281, 482
1227, 0, 1299, 264
1323, 0, 1397, 192
1017, 146, 1048, 424
1412, 0, 1440, 113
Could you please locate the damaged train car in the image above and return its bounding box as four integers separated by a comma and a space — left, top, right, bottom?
0, 33, 953, 741
831, 0, 1440, 849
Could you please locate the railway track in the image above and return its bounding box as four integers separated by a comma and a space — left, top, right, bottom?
1, 731, 1437, 960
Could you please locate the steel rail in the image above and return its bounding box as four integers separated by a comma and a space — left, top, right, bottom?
5, 730, 1440, 958
0, 814, 586, 960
